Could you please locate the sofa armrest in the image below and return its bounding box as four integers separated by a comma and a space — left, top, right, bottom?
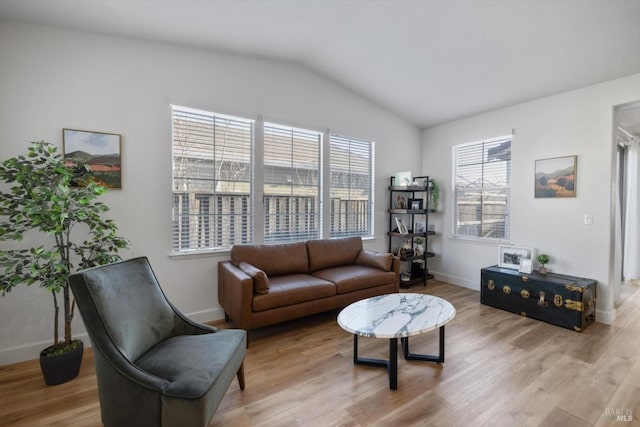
391, 255, 400, 292
218, 261, 255, 330
356, 250, 395, 271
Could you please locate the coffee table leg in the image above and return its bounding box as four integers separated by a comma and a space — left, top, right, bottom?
389, 338, 398, 390
351, 335, 399, 390
401, 325, 445, 363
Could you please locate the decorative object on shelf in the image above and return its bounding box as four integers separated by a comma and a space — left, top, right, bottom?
414, 221, 426, 233
63, 128, 122, 189
519, 258, 533, 274
498, 245, 535, 270
537, 254, 550, 274
408, 198, 423, 210
428, 178, 440, 211
0, 141, 129, 385
395, 194, 407, 209
394, 217, 408, 234
413, 237, 425, 256
535, 155, 576, 198
399, 247, 415, 259
394, 171, 412, 186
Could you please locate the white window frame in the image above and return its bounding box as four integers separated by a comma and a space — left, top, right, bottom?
171, 105, 254, 254
171, 105, 377, 254
452, 135, 511, 242
329, 134, 375, 239
263, 122, 322, 244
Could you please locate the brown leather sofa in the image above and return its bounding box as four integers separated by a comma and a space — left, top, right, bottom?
218, 237, 400, 333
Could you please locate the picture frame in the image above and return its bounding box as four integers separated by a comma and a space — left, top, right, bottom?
394, 217, 408, 234
498, 245, 534, 270
535, 155, 576, 198
519, 258, 533, 274
414, 221, 426, 233
408, 198, 423, 210
394, 171, 412, 186
63, 128, 122, 189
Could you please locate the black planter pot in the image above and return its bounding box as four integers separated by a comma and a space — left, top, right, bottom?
39, 341, 84, 386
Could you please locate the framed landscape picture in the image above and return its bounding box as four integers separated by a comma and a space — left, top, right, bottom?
63, 129, 122, 188
535, 155, 576, 198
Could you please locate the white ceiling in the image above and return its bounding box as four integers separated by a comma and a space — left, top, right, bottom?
1, 0, 640, 129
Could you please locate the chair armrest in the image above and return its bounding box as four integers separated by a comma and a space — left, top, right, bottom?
218, 261, 255, 330
171, 307, 219, 335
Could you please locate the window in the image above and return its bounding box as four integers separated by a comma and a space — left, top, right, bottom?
171, 105, 376, 254
452, 136, 511, 241
329, 135, 375, 238
263, 122, 321, 243
172, 106, 254, 252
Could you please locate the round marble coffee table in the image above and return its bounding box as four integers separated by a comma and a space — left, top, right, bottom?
337, 293, 456, 390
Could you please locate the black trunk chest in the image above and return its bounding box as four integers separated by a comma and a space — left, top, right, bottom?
480, 266, 596, 332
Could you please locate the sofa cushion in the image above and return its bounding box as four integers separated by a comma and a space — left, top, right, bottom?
238, 262, 269, 294
231, 242, 308, 277
356, 250, 394, 272
306, 237, 362, 273
252, 274, 336, 312
312, 265, 397, 294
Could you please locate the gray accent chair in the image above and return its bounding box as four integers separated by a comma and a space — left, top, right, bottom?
69, 256, 246, 427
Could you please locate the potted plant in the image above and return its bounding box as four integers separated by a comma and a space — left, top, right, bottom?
428, 178, 439, 211
413, 237, 425, 256
0, 141, 128, 385
537, 254, 550, 275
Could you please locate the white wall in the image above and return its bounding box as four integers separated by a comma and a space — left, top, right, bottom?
422, 72, 640, 324
0, 21, 422, 365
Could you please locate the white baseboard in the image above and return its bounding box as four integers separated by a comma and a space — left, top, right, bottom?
0, 333, 90, 366
433, 271, 479, 291
0, 307, 226, 367
596, 308, 615, 325
188, 307, 225, 325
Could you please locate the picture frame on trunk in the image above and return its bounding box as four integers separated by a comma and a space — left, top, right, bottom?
498, 245, 534, 270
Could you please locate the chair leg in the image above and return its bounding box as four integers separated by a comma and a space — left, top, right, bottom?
236, 363, 245, 390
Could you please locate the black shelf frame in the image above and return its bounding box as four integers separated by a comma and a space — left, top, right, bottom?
387, 175, 434, 288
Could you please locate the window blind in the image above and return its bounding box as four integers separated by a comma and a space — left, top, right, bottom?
263, 122, 321, 243
329, 135, 374, 238
171, 105, 254, 253
452, 137, 511, 241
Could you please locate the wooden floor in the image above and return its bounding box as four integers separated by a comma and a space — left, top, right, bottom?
1, 280, 639, 426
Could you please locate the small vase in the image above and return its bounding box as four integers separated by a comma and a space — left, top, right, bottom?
539, 267, 547, 275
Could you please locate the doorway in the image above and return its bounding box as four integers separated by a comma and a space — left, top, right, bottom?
613, 101, 640, 306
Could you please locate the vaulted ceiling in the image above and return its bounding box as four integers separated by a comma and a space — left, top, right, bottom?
1, 0, 640, 129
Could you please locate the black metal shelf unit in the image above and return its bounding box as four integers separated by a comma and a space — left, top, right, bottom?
387, 175, 435, 287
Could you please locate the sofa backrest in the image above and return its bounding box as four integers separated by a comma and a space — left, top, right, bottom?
306, 237, 363, 272
231, 241, 309, 277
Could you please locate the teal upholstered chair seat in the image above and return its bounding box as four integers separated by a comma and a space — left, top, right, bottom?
69, 257, 246, 427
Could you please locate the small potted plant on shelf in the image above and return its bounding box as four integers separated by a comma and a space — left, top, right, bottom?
0, 141, 129, 385
413, 237, 425, 256
537, 254, 550, 275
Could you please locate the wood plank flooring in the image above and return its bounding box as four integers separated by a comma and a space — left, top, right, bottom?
1, 280, 639, 426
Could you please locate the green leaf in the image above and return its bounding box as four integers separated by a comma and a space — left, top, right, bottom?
0, 140, 130, 345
